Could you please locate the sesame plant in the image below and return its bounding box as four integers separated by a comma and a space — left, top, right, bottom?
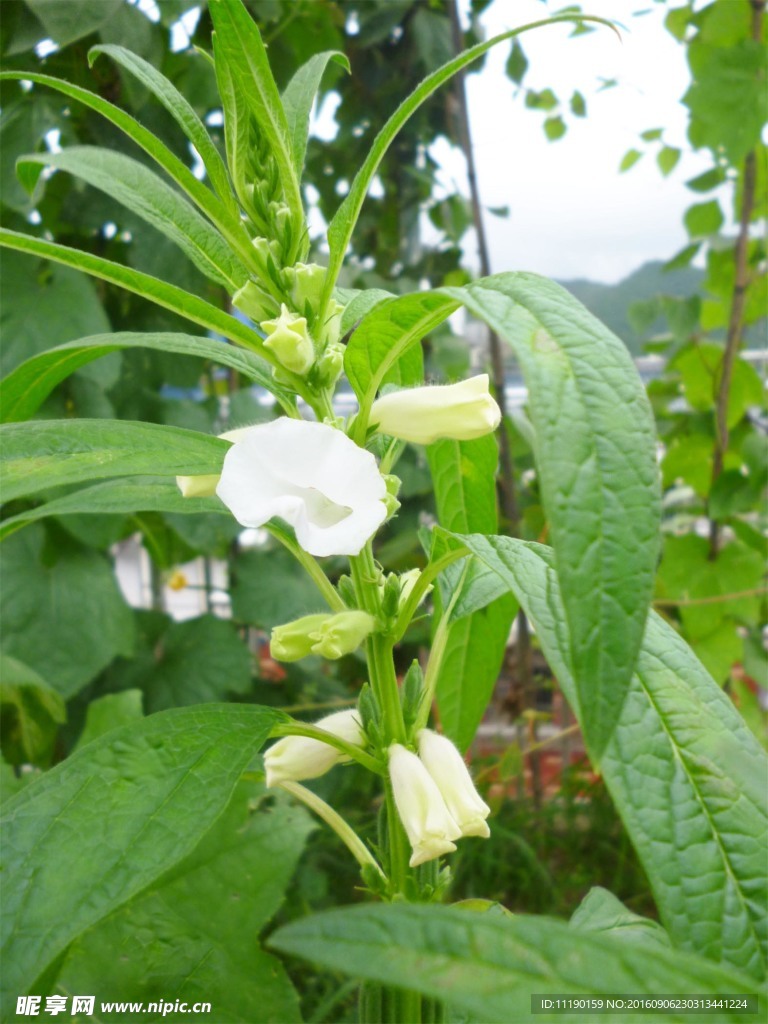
1, 3, 766, 1022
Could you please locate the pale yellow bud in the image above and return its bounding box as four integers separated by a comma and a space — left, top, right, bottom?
260, 304, 315, 376
370, 375, 501, 445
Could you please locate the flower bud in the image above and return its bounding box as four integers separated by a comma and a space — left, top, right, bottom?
318, 299, 345, 346
388, 744, 461, 867
176, 426, 253, 498
370, 375, 501, 445
288, 262, 327, 314
270, 614, 330, 662
232, 280, 277, 324
312, 342, 345, 389
270, 610, 377, 662
309, 610, 377, 659
417, 729, 491, 838
260, 304, 315, 376
265, 709, 365, 788
399, 568, 430, 610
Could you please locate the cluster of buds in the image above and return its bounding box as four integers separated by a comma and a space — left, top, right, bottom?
233, 261, 346, 389
264, 707, 490, 870
389, 731, 490, 867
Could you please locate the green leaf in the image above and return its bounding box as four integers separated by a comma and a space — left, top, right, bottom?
686, 166, 727, 193
0, 331, 283, 424
209, 0, 304, 250
447, 536, 767, 977
684, 199, 724, 239
505, 41, 528, 85
427, 435, 517, 751
0, 654, 66, 765
543, 115, 566, 141
442, 274, 661, 759
345, 291, 459, 438
685, 40, 768, 165
657, 145, 681, 176
18, 147, 247, 289
662, 434, 713, 497
323, 14, 616, 309
338, 287, 394, 335
231, 546, 325, 629
620, 148, 643, 172
0, 71, 249, 264
74, 690, 144, 751
88, 45, 235, 211
282, 50, 350, 175
271, 904, 764, 1023
656, 535, 764, 640
570, 89, 586, 116
673, 343, 764, 428
57, 781, 312, 1023
0, 419, 230, 502
0, 479, 227, 542
0, 703, 283, 1014
25, 0, 122, 47
570, 887, 672, 949
0, 231, 285, 385
525, 87, 558, 111
433, 601, 516, 754
109, 613, 252, 713
0, 526, 134, 699
0, 253, 110, 378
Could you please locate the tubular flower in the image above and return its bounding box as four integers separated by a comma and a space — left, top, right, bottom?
310, 611, 377, 659
388, 744, 462, 867
369, 374, 501, 445
176, 426, 253, 498
215, 419, 388, 557
418, 729, 491, 838
260, 304, 315, 376
270, 614, 331, 662
265, 709, 365, 788
271, 610, 377, 662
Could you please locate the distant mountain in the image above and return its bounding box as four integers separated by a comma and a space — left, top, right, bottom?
556, 260, 704, 355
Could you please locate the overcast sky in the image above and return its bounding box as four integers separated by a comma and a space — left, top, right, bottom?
428, 0, 711, 283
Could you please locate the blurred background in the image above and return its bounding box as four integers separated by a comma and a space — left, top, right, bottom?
1, 1, 766, 1018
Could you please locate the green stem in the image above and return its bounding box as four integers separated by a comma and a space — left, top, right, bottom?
385, 780, 411, 893
350, 544, 407, 742
279, 780, 386, 880
413, 563, 468, 733
270, 721, 384, 776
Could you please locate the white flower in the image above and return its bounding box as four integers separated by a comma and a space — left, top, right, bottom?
265, 709, 365, 788
216, 419, 388, 557
418, 729, 491, 838
369, 374, 501, 445
388, 743, 462, 867
176, 426, 253, 498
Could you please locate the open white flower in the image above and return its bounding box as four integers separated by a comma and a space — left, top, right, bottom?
216, 419, 388, 557
265, 709, 365, 788
418, 729, 491, 838
388, 743, 462, 867
369, 374, 501, 445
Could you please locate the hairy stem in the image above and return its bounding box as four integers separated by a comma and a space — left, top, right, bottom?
708, 0, 764, 558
